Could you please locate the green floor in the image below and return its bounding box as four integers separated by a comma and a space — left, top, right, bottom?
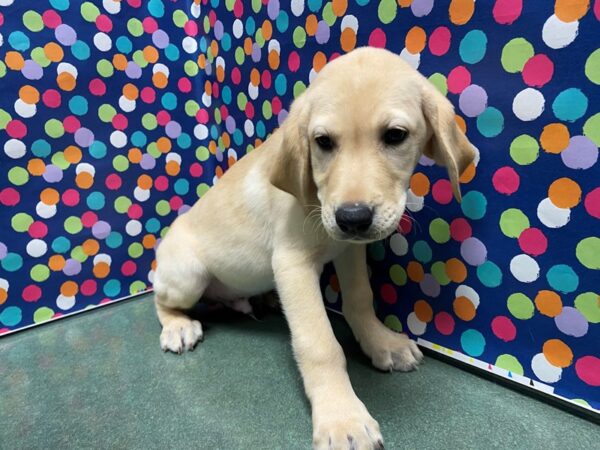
1, 295, 597, 449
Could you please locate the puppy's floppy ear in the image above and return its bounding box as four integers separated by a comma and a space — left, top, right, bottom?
269, 92, 317, 208
421, 81, 476, 202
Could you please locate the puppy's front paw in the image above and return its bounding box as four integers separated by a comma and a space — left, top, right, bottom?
363, 329, 423, 372
159, 318, 203, 354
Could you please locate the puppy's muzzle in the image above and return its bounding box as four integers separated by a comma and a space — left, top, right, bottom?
335, 203, 374, 235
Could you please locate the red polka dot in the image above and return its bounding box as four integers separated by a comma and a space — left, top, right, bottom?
80, 279, 97, 296
22, 285, 42, 302
184, 20, 198, 36
233, 0, 244, 18
595, 0, 600, 21
42, 89, 62, 108
428, 26, 451, 56
447, 66, 471, 94
105, 174, 122, 190
112, 113, 128, 130
196, 109, 209, 124
368, 28, 386, 48
142, 17, 158, 33
212, 81, 220, 99
178, 77, 192, 93
398, 214, 413, 235
127, 0, 142, 7
272, 97, 282, 115
121, 260, 137, 276
584, 188, 600, 219
261, 70, 272, 89
42, 10, 62, 29
492, 0, 523, 25
28, 221, 48, 238
231, 67, 241, 84
127, 204, 143, 219
156, 110, 171, 126
432, 179, 453, 205
63, 116, 81, 133
81, 211, 98, 227
6, 120, 27, 139
169, 196, 184, 211
575, 356, 600, 386
208, 10, 217, 26
220, 105, 229, 119
95, 14, 113, 33
155, 175, 169, 191
450, 218, 472, 242
88, 79, 106, 96
245, 102, 255, 119
434, 311, 455, 335
380, 284, 397, 304
522, 54, 554, 87
491, 316, 516, 342
61, 189, 80, 206
288, 51, 300, 72
0, 187, 20, 206
518, 227, 548, 256
190, 163, 203, 177
492, 166, 520, 195
140, 87, 156, 103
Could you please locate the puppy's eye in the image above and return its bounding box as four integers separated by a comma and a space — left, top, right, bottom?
383, 128, 408, 145
315, 135, 335, 151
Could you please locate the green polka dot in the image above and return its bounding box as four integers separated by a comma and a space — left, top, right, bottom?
585, 48, 600, 85
98, 104, 117, 122
499, 208, 530, 238
572, 399, 592, 408
132, 50, 148, 68
237, 92, 248, 111
203, 16, 210, 34
184, 60, 199, 77
234, 47, 245, 65
0, 61, 6, 77
255, 29, 265, 47
172, 9, 188, 27
185, 100, 200, 117
23, 10, 44, 32
576, 237, 600, 269
429, 218, 450, 244
8, 167, 29, 186
81, 2, 101, 22
0, 109, 12, 129
31, 47, 51, 67
293, 26, 306, 48
322, 2, 336, 25
70, 245, 88, 263
11, 213, 34, 232
431, 261, 451, 285
583, 113, 600, 146
495, 354, 524, 375
64, 216, 83, 234
112, 155, 129, 172
262, 100, 273, 120
507, 293, 534, 320
51, 152, 69, 170
197, 183, 210, 197
30, 264, 50, 282
114, 196, 132, 214
45, 119, 64, 138
160, 227, 170, 238
428, 73, 448, 96
129, 280, 147, 294
33, 307, 54, 323
378, 0, 397, 24
293, 81, 307, 98
96, 59, 114, 77
127, 18, 144, 36
142, 113, 157, 130
384, 315, 403, 333
128, 243, 144, 258
225, 0, 235, 10
574, 292, 600, 323
510, 134, 539, 165
155, 200, 171, 216
147, 142, 160, 158
501, 38, 534, 73
389, 264, 407, 286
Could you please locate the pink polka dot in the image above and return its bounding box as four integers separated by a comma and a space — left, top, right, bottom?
288, 51, 300, 72
368, 28, 386, 48
212, 82, 220, 99
42, 89, 62, 108
0, 12, 3, 27
127, 204, 143, 219
245, 102, 255, 119
434, 311, 455, 335
398, 214, 413, 235
190, 163, 203, 177
169, 196, 183, 211
22, 285, 42, 302
6, 120, 27, 139
261, 70, 272, 89
584, 187, 600, 219
28, 221, 48, 238
518, 227, 548, 256
184, 20, 198, 36
231, 67, 241, 84
62, 189, 80, 206
233, 0, 244, 18
595, 0, 600, 21
492, 0, 523, 25
88, 79, 106, 97
112, 113, 128, 130
220, 105, 229, 119
155, 176, 169, 191
80, 279, 97, 296
450, 218, 472, 242
142, 17, 158, 33
272, 97, 282, 115
121, 260, 137, 276
127, 0, 142, 8
428, 26, 451, 56
492, 166, 520, 195
156, 110, 171, 126
432, 179, 453, 205
63, 116, 81, 133
491, 316, 516, 342
95, 14, 113, 33
380, 284, 397, 304
105, 174, 122, 190
575, 356, 600, 386
196, 109, 209, 124
140, 87, 156, 103
42, 10, 62, 29
81, 211, 98, 227
0, 187, 20, 206
522, 54, 554, 87
178, 77, 192, 93
208, 10, 217, 27
447, 66, 471, 94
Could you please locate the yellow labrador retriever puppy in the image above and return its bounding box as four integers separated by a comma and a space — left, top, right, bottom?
154, 47, 475, 449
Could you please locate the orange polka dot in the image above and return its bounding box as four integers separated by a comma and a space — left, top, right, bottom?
222, 132, 231, 148
5, 51, 25, 70
19, 85, 40, 104
459, 162, 476, 183
543, 339, 573, 368
535, 290, 563, 317
313, 52, 327, 72
554, 0, 589, 22
243, 37, 253, 55
151, 259, 157, 271
250, 68, 260, 86
216, 65, 225, 83
0, 288, 7, 305
453, 296, 476, 321
405, 26, 427, 54
142, 234, 157, 249
48, 255, 66, 271
197, 54, 206, 69
40, 188, 60, 205
208, 141, 217, 154
455, 114, 467, 134
128, 147, 142, 164
137, 174, 153, 190
410, 172, 430, 196
398, 0, 412, 6
61, 280, 79, 297
262, 20, 273, 40
57, 72, 76, 91
210, 40, 219, 58
204, 80, 212, 96
64, 145, 82, 164
449, 0, 475, 25
548, 178, 581, 208
305, 15, 318, 36
143, 45, 159, 63
414, 299, 433, 322
123, 83, 139, 100
407, 261, 425, 282
82, 239, 100, 256
112, 54, 128, 71
27, 159, 46, 176
44, 42, 64, 62
156, 137, 172, 153
332, 0, 348, 16
268, 50, 280, 70
76, 172, 94, 189
165, 160, 180, 176
446, 258, 467, 283
254, 138, 263, 147
93, 262, 110, 278
215, 166, 224, 178
152, 72, 168, 89
540, 123, 570, 154
340, 28, 357, 52
228, 155, 237, 168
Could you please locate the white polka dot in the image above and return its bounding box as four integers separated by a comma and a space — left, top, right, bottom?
76, 163, 95, 176
341, 15, 359, 32
126, 220, 142, 237
190, 3, 201, 18
390, 233, 408, 256
537, 197, 571, 228
202, 92, 212, 107
309, 68, 318, 84
4, 139, 26, 159
248, 82, 259, 100
510, 254, 540, 283
36, 202, 57, 218
166, 153, 182, 164
400, 48, 420, 69
57, 62, 78, 77
182, 36, 198, 54
267, 40, 280, 54
93, 32, 112, 52
227, 149, 238, 160
110, 130, 127, 148
542, 15, 579, 49
0, 278, 8, 290
325, 285, 338, 304
407, 312, 427, 336
0, 33, 4, 47
93, 254, 111, 265
119, 96, 136, 112
194, 124, 208, 140
531, 353, 562, 383
232, 19, 244, 39
147, 270, 155, 284
0, 0, 15, 6
103, 0, 121, 14
291, 0, 304, 17
14, 99, 36, 118
406, 189, 424, 212
153, 63, 170, 76
57, 294, 76, 311
455, 285, 480, 308
134, 186, 150, 202
244, 119, 255, 137
513, 88, 545, 121
26, 239, 47, 258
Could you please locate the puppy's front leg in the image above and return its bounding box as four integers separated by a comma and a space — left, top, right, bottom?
273, 249, 383, 450
334, 244, 423, 372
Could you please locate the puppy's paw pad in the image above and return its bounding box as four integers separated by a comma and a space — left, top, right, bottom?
160, 319, 203, 354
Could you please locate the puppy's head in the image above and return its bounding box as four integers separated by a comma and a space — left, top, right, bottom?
270, 48, 475, 243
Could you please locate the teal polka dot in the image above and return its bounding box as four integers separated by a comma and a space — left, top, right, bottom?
9, 31, 30, 51
174, 179, 190, 195
1, 253, 23, 272
461, 191, 487, 220
161, 92, 178, 110
165, 44, 179, 61
32, 139, 51, 158
68, 95, 89, 116
233, 130, 243, 146
459, 30, 488, 64
0, 306, 22, 327
221, 33, 232, 51
412, 241, 432, 264
148, 0, 165, 17
461, 329, 486, 357
177, 133, 191, 149
106, 231, 123, 249
89, 141, 107, 159
308, 0, 323, 12
50, 0, 70, 11
552, 88, 588, 123
131, 131, 147, 147
275, 74, 287, 96
52, 236, 71, 253
256, 121, 266, 138
145, 218, 161, 233
71, 40, 91, 60
86, 191, 106, 210
103, 279, 122, 297
116, 36, 133, 54
546, 264, 579, 294
369, 241, 386, 261
276, 11, 289, 33
477, 261, 502, 288
245, 16, 256, 35
222, 86, 232, 105
477, 107, 504, 137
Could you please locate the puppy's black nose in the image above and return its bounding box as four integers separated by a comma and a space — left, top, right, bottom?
335, 203, 374, 234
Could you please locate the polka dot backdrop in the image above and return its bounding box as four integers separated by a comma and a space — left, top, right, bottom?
0, 0, 598, 412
